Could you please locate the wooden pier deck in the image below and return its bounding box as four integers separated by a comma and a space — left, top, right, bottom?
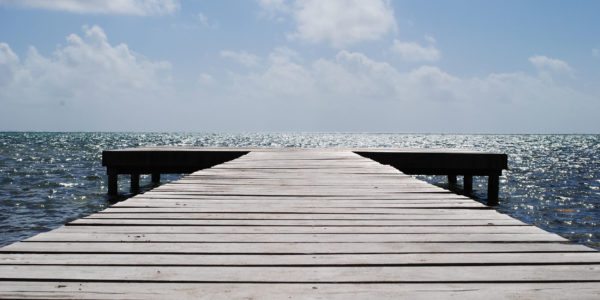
1, 149, 599, 299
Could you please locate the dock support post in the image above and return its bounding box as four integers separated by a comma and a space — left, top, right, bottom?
107, 168, 118, 196
448, 175, 457, 186
152, 173, 161, 184
463, 175, 473, 195
487, 174, 499, 206
130, 173, 140, 193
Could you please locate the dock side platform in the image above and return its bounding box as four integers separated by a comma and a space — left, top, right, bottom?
1, 149, 599, 299
102, 147, 509, 205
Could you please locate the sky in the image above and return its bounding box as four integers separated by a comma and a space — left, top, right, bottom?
0, 0, 599, 133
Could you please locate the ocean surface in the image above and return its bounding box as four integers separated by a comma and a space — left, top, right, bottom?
0, 132, 599, 249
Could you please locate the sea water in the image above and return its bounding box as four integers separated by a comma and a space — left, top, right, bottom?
0, 132, 599, 249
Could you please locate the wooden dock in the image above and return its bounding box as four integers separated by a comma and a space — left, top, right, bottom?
1, 149, 599, 299
102, 147, 508, 205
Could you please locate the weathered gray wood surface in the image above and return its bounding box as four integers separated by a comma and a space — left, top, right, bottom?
1, 149, 598, 299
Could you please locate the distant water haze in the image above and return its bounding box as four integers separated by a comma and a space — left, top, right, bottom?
0, 132, 599, 249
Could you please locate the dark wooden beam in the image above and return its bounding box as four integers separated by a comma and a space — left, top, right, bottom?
151, 173, 160, 184
107, 168, 118, 196
463, 175, 473, 195
130, 173, 140, 193
488, 174, 500, 206
448, 175, 458, 186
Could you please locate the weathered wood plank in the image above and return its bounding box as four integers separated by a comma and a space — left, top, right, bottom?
1, 242, 591, 253
3, 252, 600, 266
121, 197, 478, 203
99, 207, 510, 215
2, 282, 599, 300
24, 232, 567, 243
2, 265, 600, 282
107, 202, 490, 209
84, 212, 516, 220
49, 225, 550, 234
67, 219, 526, 226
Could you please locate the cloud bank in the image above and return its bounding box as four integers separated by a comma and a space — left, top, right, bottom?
0, 26, 172, 108
226, 48, 584, 106
214, 46, 596, 132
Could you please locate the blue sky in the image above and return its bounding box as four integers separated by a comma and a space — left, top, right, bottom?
1, 0, 599, 133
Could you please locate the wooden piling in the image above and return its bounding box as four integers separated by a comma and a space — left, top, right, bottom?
151, 173, 160, 184
448, 174, 457, 186
130, 173, 140, 193
463, 175, 473, 195
487, 174, 500, 206
107, 168, 118, 196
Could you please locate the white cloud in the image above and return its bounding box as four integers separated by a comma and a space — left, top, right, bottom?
529, 55, 573, 75
268, 47, 301, 63
257, 0, 291, 20
0, 25, 172, 105
292, 0, 396, 47
260, 0, 396, 47
229, 47, 314, 100
224, 48, 593, 116
258, 0, 289, 11
0, 43, 18, 64
0, 0, 179, 15
311, 51, 403, 100
0, 43, 19, 86
391, 40, 441, 62
219, 49, 596, 133
220, 50, 261, 67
